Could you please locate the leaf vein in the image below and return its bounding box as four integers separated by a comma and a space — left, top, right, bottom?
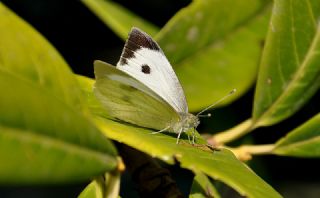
290, 0, 301, 66
305, 0, 317, 28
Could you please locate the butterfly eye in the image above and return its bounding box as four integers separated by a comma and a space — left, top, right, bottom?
141, 64, 151, 74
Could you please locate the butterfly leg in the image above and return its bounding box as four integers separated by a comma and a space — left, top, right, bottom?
187, 133, 191, 144
151, 126, 170, 134
192, 128, 196, 145
176, 129, 183, 144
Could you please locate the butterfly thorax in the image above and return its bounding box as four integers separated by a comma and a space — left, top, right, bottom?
171, 113, 199, 134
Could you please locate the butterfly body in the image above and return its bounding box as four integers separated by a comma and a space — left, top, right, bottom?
94, 27, 199, 143
172, 113, 199, 134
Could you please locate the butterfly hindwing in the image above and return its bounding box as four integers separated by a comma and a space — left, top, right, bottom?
93, 60, 180, 130
116, 27, 188, 114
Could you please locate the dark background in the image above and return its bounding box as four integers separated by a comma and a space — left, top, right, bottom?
1, 0, 320, 197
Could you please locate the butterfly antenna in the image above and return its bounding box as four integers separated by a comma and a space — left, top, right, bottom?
198, 113, 212, 118
196, 89, 237, 117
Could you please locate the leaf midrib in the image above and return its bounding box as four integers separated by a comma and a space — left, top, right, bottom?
1, 125, 116, 162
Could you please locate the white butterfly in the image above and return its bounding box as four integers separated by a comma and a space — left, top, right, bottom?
94, 27, 234, 144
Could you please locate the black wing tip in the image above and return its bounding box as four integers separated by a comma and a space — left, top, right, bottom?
118, 27, 161, 66
130, 27, 147, 38
130, 27, 143, 34
127, 27, 160, 51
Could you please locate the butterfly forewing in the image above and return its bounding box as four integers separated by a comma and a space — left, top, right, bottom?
116, 27, 188, 114
94, 60, 180, 130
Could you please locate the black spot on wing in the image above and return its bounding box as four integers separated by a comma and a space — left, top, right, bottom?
141, 64, 151, 74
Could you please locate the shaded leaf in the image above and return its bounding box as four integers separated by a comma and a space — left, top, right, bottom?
274, 113, 320, 157
253, 0, 320, 127
156, 0, 270, 110
78, 76, 282, 198
82, 0, 159, 40
190, 171, 221, 198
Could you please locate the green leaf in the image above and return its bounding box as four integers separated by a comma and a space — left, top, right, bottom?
0, 4, 118, 184
273, 113, 320, 157
155, 0, 270, 111
82, 0, 159, 40
190, 171, 221, 198
0, 3, 85, 111
78, 76, 282, 198
0, 127, 116, 185
78, 178, 104, 198
0, 71, 117, 184
253, 0, 320, 127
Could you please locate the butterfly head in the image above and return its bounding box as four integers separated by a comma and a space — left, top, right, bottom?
185, 113, 200, 130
